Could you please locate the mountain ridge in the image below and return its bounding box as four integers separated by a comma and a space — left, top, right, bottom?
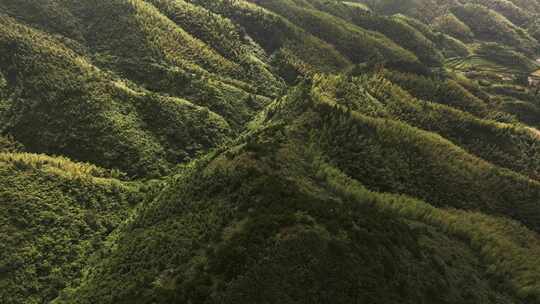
1, 0, 540, 303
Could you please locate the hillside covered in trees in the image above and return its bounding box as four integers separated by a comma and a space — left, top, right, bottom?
1, 0, 540, 303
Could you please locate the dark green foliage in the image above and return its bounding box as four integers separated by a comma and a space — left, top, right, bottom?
469, 0, 531, 26
188, 0, 352, 74
141, 0, 286, 97
451, 4, 538, 54
0, 0, 86, 42
350, 13, 444, 66
393, 13, 442, 41
248, 0, 422, 68
280, 88, 540, 233
0, 135, 23, 152
327, 119, 540, 229
364, 0, 420, 16
393, 14, 471, 58
507, 0, 540, 14
528, 18, 540, 41
1, 0, 281, 121
381, 70, 490, 116
432, 13, 474, 42
292, 0, 444, 66
53, 128, 526, 304
437, 33, 471, 57
2, 1, 540, 303
498, 98, 540, 127
365, 0, 460, 22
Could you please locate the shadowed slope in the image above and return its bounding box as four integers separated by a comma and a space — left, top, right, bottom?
54, 98, 540, 303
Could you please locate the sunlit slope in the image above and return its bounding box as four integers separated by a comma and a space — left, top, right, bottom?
256, 84, 540, 232
187, 0, 353, 76
0, 0, 279, 129
0, 0, 282, 94
295, 0, 444, 66
0, 152, 141, 304
144, 0, 283, 94
248, 0, 422, 69
0, 16, 232, 177
451, 4, 538, 54
311, 73, 540, 181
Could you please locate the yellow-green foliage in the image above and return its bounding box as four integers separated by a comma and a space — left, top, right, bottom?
146, 0, 284, 95
0, 152, 140, 303
508, 0, 540, 13
188, 0, 352, 75
126, 0, 240, 76
0, 152, 117, 180
342, 73, 540, 180
1, 0, 283, 98
432, 13, 474, 42
311, 74, 389, 116
0, 135, 22, 153
338, 11, 444, 66
381, 70, 489, 116
470, 0, 531, 25
364, 0, 455, 22
393, 13, 441, 41
0, 71, 5, 91
342, 1, 371, 12
451, 4, 539, 54
319, 162, 540, 301
148, 0, 253, 60
3, 0, 235, 77
3, 1, 540, 303
59, 0, 254, 88
363, 0, 422, 16
526, 17, 540, 41
300, 0, 367, 20
438, 34, 471, 57
268, 84, 540, 233
476, 42, 538, 72
248, 0, 421, 66
393, 13, 471, 58
0, 16, 232, 177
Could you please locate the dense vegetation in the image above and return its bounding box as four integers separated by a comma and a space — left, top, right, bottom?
53, 125, 532, 304
451, 4, 538, 54
0, 153, 141, 303
1, 0, 540, 303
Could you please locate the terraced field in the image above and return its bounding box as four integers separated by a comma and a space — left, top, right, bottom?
446, 55, 527, 75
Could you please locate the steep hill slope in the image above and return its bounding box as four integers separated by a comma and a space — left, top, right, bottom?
1, 0, 540, 303
451, 4, 538, 54
247, 0, 430, 74
187, 0, 353, 76
312, 73, 540, 180
0, 15, 232, 177
0, 152, 141, 304
54, 90, 540, 303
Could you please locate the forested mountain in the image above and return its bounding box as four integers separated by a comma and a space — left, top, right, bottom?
1, 0, 540, 303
